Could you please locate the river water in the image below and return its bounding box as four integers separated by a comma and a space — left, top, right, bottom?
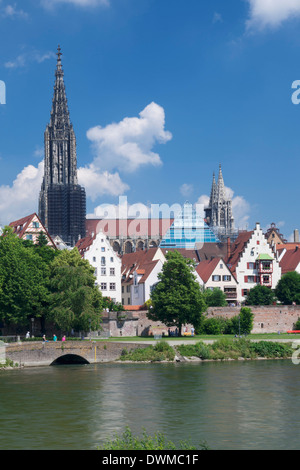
1, 360, 300, 450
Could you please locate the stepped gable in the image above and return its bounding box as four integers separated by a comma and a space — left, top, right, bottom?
226, 231, 253, 275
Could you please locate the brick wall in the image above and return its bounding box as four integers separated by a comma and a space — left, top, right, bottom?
206, 305, 300, 333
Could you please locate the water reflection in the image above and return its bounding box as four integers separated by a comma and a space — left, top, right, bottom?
0, 360, 300, 450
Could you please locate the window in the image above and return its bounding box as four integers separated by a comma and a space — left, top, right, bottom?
126, 285, 130, 293
223, 275, 231, 282
110, 283, 116, 291
32, 222, 39, 228
110, 257, 114, 263
212, 275, 221, 282
243, 289, 249, 296
101, 257, 106, 266
110, 268, 115, 276
101, 247, 105, 252
101, 268, 106, 276
248, 276, 255, 283
122, 286, 124, 293
94, 268, 97, 276
100, 283, 107, 290
93, 256, 96, 262
26, 234, 32, 240
247, 262, 255, 269
263, 275, 270, 284
220, 264, 223, 269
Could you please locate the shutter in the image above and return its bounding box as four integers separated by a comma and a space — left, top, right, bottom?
244, 276, 248, 283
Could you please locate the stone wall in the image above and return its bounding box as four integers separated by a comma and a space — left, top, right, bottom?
206, 305, 300, 334
102, 306, 300, 336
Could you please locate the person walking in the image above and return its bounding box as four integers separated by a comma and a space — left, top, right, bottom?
53, 334, 57, 342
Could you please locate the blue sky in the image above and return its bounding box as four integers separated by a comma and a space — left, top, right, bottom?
0, 0, 300, 241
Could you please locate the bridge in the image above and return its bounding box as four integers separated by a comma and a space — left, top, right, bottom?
5, 340, 150, 367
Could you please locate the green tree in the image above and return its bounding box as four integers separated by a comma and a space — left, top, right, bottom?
148, 251, 206, 335
48, 248, 103, 332
0, 227, 50, 327
239, 307, 254, 335
245, 285, 275, 306
204, 288, 227, 307
275, 271, 300, 305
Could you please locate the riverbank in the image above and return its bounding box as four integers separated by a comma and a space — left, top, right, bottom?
119, 338, 295, 363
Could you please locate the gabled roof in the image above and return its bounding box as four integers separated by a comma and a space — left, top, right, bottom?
9, 212, 56, 248
75, 234, 96, 255
196, 258, 220, 283
280, 247, 300, 274
226, 231, 253, 275
121, 248, 162, 283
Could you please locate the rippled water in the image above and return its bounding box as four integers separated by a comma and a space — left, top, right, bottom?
1, 360, 300, 450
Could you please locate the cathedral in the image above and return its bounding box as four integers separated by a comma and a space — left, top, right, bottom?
39, 46, 86, 246
204, 165, 236, 242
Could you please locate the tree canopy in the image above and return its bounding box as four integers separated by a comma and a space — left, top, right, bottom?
148, 251, 206, 334
245, 285, 275, 306
0, 227, 50, 326
275, 271, 300, 305
48, 248, 103, 332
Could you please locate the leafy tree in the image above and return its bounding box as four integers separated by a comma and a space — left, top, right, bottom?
48, 248, 103, 332
275, 271, 300, 305
0, 227, 50, 326
245, 285, 275, 306
147, 251, 206, 335
204, 288, 227, 307
239, 307, 254, 335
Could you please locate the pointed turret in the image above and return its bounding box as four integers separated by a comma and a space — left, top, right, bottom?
217, 164, 226, 202
209, 172, 217, 207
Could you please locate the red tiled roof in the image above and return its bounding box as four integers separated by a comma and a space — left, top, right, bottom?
196, 258, 220, 283
225, 231, 253, 275
86, 218, 173, 238
279, 247, 300, 274
122, 248, 162, 284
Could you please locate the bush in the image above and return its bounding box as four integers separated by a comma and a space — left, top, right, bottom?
119, 341, 175, 362
98, 427, 209, 450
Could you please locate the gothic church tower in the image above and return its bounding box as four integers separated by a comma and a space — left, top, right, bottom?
39, 46, 86, 246
205, 165, 235, 241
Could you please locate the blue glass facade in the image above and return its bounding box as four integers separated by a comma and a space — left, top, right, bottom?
160, 203, 220, 249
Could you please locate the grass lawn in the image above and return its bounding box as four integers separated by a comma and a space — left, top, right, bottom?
95, 332, 300, 342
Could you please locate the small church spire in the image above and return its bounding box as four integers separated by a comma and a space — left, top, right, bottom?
217, 164, 225, 202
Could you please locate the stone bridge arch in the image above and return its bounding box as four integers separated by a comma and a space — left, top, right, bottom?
6, 341, 150, 367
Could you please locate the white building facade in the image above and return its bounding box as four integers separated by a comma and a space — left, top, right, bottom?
78, 231, 122, 304
230, 223, 281, 302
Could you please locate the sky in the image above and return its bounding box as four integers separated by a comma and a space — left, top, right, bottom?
0, 0, 300, 241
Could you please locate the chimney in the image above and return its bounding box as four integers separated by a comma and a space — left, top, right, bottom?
227, 237, 231, 259
294, 229, 299, 243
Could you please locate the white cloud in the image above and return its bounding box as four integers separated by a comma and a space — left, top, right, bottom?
78, 165, 129, 201
41, 0, 109, 8
180, 183, 194, 198
86, 102, 172, 174
4, 49, 56, 69
246, 0, 300, 30
0, 161, 44, 225
2, 3, 28, 19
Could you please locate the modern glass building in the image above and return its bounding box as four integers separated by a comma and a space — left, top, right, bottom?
160, 202, 220, 249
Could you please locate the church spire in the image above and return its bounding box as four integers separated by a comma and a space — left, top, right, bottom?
209, 172, 217, 207
217, 164, 225, 202
50, 45, 71, 130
